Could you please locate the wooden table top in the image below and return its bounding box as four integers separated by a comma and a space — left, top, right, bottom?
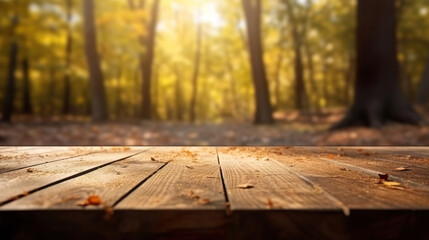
1, 146, 428, 239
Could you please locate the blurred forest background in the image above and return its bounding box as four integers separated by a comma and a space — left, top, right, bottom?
1, 0, 429, 146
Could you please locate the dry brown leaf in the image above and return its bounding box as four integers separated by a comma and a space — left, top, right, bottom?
378, 173, 389, 180
266, 198, 274, 209
238, 184, 254, 189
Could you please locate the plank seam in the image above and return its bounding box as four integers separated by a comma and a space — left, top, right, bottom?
0, 149, 152, 207
111, 161, 170, 207
216, 147, 231, 215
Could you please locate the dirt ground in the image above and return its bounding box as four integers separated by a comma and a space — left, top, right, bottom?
1, 109, 429, 146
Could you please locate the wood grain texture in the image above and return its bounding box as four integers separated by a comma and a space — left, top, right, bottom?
2, 148, 171, 209
284, 147, 429, 186
117, 147, 225, 210
256, 147, 429, 209
0, 147, 103, 174
217, 147, 341, 211
0, 147, 148, 205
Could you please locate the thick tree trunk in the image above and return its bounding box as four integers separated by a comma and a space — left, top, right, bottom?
189, 21, 202, 122
83, 0, 108, 122
63, 0, 73, 115
416, 56, 429, 105
242, 0, 274, 124
331, 0, 420, 130
141, 0, 160, 120
22, 57, 33, 114
2, 17, 19, 122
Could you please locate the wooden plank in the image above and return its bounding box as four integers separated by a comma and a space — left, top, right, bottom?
256, 147, 429, 209
116, 147, 225, 210
0, 147, 149, 206
2, 148, 175, 209
217, 147, 342, 211
286, 147, 429, 186
0, 147, 103, 174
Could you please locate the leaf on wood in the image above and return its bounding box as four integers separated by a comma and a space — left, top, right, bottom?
266, 198, 274, 209
103, 207, 114, 220
383, 181, 404, 190
198, 198, 211, 205
378, 173, 389, 180
394, 167, 410, 171
77, 195, 102, 206
238, 184, 254, 189
383, 181, 401, 186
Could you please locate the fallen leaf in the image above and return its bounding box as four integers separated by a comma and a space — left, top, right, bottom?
383, 181, 404, 190
383, 181, 401, 186
266, 198, 274, 209
394, 167, 410, 171
198, 198, 211, 205
238, 184, 254, 189
78, 195, 102, 206
103, 207, 114, 220
378, 173, 389, 180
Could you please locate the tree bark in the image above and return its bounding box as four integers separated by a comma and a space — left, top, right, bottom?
140, 0, 160, 120
331, 0, 420, 130
63, 0, 73, 115
189, 20, 202, 122
83, 0, 108, 122
242, 0, 274, 124
2, 16, 19, 122
22, 57, 33, 114
416, 56, 429, 105
285, 0, 306, 110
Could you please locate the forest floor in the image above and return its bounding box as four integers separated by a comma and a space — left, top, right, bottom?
1, 108, 429, 146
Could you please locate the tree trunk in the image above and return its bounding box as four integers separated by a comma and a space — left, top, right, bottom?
242, 0, 274, 124
2, 16, 19, 122
189, 21, 202, 122
174, 66, 183, 121
331, 0, 420, 130
416, 56, 429, 105
284, 0, 307, 110
83, 0, 108, 122
22, 57, 33, 114
63, 0, 73, 115
140, 0, 160, 120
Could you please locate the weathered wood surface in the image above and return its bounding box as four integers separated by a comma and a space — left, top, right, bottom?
0, 147, 149, 205
116, 147, 225, 210
0, 146, 428, 239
